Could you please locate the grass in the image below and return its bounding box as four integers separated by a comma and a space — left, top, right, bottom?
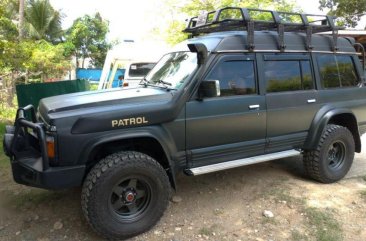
304, 207, 343, 241
261, 216, 278, 225
0, 121, 10, 170
266, 185, 305, 206
363, 176, 366, 182
0, 105, 16, 122
11, 190, 66, 208
266, 184, 343, 241
360, 190, 366, 201
291, 230, 309, 241
198, 224, 218, 236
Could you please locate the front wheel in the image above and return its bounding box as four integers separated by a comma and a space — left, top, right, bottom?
81, 151, 171, 240
303, 124, 355, 183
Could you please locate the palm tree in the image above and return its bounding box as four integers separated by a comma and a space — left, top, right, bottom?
19, 0, 25, 39
24, 0, 64, 43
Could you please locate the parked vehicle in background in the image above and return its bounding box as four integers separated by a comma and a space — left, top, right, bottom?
123, 62, 156, 87
3, 7, 366, 240
98, 40, 164, 89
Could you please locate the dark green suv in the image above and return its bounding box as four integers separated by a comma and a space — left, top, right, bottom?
3, 7, 366, 240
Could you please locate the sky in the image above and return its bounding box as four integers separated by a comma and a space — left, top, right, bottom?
49, 0, 366, 54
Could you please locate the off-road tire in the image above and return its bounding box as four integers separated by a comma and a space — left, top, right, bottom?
81, 151, 171, 240
303, 124, 355, 183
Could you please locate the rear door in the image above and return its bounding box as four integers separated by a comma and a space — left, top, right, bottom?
257, 53, 320, 152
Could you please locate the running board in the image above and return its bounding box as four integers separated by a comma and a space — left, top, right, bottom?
185, 149, 301, 176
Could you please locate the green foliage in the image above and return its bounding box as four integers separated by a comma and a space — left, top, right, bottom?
165, 21, 189, 45
162, 0, 300, 45
0, 121, 10, 170
0, 105, 16, 122
0, 0, 18, 19
0, 0, 18, 40
0, 40, 33, 71
24, 0, 64, 42
67, 13, 111, 68
319, 0, 366, 28
25, 40, 72, 80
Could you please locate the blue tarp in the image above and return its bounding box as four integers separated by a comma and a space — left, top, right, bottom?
76, 68, 125, 87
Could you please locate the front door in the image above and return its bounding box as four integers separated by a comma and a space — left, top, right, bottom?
186, 54, 266, 167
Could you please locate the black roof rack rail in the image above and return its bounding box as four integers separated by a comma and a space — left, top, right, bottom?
183, 7, 343, 52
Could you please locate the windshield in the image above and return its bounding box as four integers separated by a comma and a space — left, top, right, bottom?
144, 52, 197, 89
128, 63, 156, 77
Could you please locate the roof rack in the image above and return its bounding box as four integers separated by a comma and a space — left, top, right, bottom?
184, 7, 343, 52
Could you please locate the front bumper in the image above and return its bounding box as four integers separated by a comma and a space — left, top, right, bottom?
3, 105, 85, 189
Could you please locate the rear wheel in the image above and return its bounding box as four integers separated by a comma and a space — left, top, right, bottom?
81, 151, 170, 240
303, 124, 355, 183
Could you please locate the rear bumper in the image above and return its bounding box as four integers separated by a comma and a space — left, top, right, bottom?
3, 105, 85, 189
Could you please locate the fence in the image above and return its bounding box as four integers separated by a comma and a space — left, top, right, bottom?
16, 79, 90, 110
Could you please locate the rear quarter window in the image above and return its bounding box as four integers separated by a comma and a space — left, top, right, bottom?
317, 54, 359, 88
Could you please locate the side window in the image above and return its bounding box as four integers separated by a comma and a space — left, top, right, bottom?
265, 60, 314, 93
205, 60, 256, 97
317, 54, 359, 88
317, 55, 339, 88
336, 55, 359, 87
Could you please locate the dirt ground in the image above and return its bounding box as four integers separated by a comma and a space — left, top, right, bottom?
1, 136, 366, 241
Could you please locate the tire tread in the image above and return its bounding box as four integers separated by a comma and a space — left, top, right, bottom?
81, 151, 170, 240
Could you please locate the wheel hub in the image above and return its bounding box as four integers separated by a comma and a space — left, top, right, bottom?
124, 190, 136, 203
327, 141, 346, 169
110, 177, 150, 220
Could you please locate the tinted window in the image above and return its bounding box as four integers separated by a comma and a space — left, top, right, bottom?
205, 60, 256, 96
317, 54, 359, 88
317, 55, 340, 88
337, 56, 359, 87
265, 60, 314, 93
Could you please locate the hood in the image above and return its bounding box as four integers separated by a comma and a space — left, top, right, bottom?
38, 87, 172, 123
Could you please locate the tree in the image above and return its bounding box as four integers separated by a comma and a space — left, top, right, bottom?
0, 0, 73, 107
24, 0, 64, 42
67, 13, 111, 68
319, 0, 366, 28
25, 40, 72, 81
161, 0, 300, 45
19, 0, 25, 39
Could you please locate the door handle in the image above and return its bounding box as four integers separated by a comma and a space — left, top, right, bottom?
307, 99, 316, 103
249, 104, 260, 110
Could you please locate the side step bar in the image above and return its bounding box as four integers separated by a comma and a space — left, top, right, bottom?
185, 149, 301, 176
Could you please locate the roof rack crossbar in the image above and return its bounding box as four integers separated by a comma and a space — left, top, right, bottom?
184, 7, 343, 51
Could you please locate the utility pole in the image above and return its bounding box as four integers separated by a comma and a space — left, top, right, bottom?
19, 0, 25, 39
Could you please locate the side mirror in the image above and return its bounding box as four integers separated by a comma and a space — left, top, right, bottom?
198, 80, 220, 99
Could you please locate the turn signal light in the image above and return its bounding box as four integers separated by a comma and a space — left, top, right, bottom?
46, 137, 55, 159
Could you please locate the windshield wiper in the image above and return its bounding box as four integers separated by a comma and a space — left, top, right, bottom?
139, 78, 176, 90
157, 79, 172, 86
